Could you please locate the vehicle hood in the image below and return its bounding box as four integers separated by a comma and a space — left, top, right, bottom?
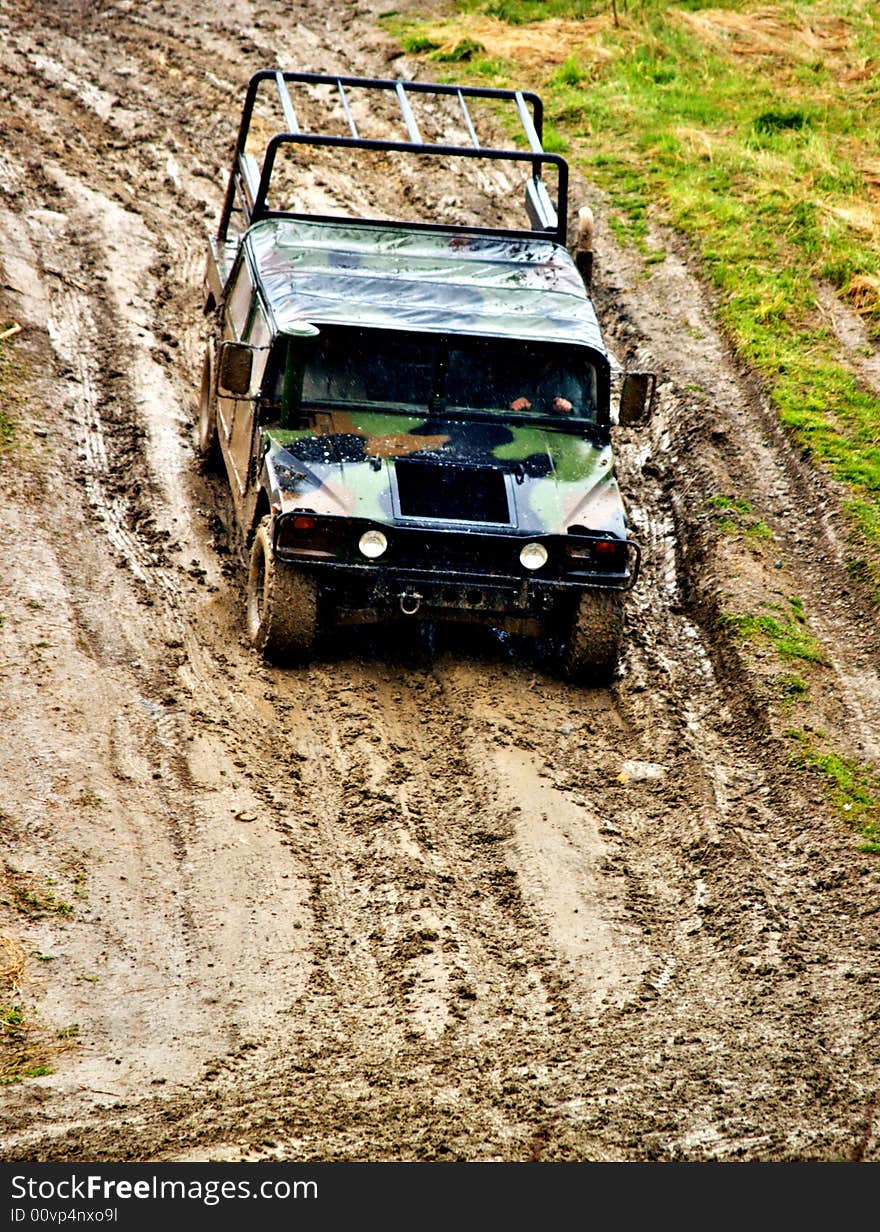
262, 410, 627, 537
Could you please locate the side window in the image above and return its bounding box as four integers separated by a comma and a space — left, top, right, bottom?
224, 259, 254, 339
246, 301, 272, 392
246, 302, 271, 348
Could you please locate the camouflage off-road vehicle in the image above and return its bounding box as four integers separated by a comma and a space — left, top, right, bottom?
199, 71, 654, 681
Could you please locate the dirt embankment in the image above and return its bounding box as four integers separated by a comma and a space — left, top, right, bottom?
0, 0, 878, 1162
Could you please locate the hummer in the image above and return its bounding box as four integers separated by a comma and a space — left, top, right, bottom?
199, 70, 654, 681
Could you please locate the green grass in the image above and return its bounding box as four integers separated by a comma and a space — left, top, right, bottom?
0, 1004, 56, 1085
719, 596, 827, 663
3, 865, 73, 919
549, 55, 590, 88
788, 729, 880, 852
458, 0, 600, 21
705, 493, 774, 544
1, 1006, 24, 1030
432, 36, 487, 61
777, 672, 809, 698
1, 1065, 53, 1083
0, 330, 20, 449
399, 34, 442, 53
385, 1, 880, 594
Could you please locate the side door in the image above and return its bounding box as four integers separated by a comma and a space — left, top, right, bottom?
228, 299, 271, 496
216, 256, 256, 507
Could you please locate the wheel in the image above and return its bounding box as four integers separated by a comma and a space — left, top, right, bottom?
246, 517, 319, 661
560, 590, 624, 685
197, 346, 221, 469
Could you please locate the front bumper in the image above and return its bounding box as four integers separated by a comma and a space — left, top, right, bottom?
272, 514, 640, 621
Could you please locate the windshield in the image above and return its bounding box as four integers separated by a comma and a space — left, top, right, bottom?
446, 339, 596, 417
301, 330, 435, 410
282, 327, 602, 423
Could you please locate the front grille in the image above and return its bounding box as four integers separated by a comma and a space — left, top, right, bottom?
389, 528, 519, 575
395, 459, 511, 524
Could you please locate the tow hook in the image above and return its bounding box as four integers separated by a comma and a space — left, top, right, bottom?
399, 591, 422, 616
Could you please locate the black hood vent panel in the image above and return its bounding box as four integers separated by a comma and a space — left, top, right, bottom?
395, 460, 511, 525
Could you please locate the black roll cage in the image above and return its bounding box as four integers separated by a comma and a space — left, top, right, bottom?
218, 70, 570, 247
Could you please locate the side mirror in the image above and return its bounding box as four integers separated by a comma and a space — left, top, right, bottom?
217, 340, 254, 397
619, 372, 656, 427
573, 205, 594, 290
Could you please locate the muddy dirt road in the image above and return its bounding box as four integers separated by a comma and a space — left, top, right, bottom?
1, 0, 879, 1162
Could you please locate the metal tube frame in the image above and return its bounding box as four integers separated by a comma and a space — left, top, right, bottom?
218, 70, 568, 246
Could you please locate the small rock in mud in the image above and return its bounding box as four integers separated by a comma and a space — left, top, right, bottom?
617, 760, 666, 783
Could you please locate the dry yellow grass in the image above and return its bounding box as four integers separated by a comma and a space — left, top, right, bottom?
845, 272, 880, 315
413, 14, 616, 69
0, 934, 77, 1083
0, 933, 25, 989
817, 199, 880, 240
675, 5, 856, 69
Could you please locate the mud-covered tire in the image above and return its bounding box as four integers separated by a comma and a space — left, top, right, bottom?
561, 590, 624, 685
246, 517, 319, 661
197, 346, 221, 469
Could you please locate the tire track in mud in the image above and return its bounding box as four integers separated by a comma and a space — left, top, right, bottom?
178, 646, 558, 1049
292, 658, 567, 1041
0, 9, 321, 1120
36, 219, 168, 587
161, 622, 670, 1155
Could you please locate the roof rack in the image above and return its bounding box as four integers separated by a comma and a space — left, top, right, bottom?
218, 70, 569, 247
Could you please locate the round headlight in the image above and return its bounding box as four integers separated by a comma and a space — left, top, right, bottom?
519, 541, 548, 571
358, 529, 388, 559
